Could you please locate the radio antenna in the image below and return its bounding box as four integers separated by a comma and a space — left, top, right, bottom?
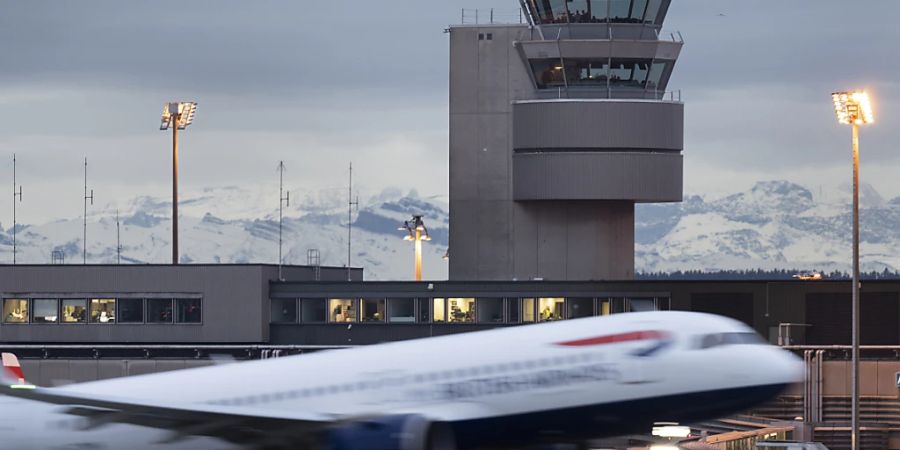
116, 208, 121, 264
12, 154, 22, 264
347, 162, 358, 281
277, 161, 289, 281
83, 157, 93, 264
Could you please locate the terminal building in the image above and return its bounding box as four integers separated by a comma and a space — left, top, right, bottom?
449, 0, 683, 280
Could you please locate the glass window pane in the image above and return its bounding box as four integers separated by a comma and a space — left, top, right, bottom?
538, 297, 565, 321
609, 58, 651, 89
567, 298, 594, 319
417, 298, 430, 323
118, 298, 144, 323
646, 61, 668, 91
62, 299, 87, 323
643, 0, 662, 23
271, 299, 297, 323
566, 59, 609, 86
448, 298, 475, 323
598, 298, 612, 316
329, 299, 357, 323
147, 298, 173, 323
32, 299, 58, 323
522, 298, 536, 322
360, 298, 385, 322
176, 298, 201, 323
90, 298, 116, 323
531, 59, 566, 89
300, 298, 326, 323
3, 299, 29, 323
433, 298, 446, 322
589, 0, 610, 22
628, 298, 657, 312
534, 0, 570, 23
609, 0, 630, 21
568, 0, 589, 22
389, 298, 415, 323
476, 298, 503, 323
507, 298, 520, 323
630, 0, 648, 20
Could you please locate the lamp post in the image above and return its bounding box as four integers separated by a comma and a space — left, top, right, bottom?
831, 90, 874, 450
159, 101, 197, 265
399, 215, 431, 281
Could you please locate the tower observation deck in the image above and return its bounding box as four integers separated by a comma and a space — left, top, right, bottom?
449, 0, 683, 281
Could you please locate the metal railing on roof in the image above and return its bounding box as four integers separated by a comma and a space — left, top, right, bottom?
460, 8, 526, 25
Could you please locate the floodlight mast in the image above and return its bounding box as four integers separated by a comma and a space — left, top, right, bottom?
831, 90, 874, 450
159, 101, 197, 265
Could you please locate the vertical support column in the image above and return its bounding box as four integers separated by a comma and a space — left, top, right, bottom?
851, 122, 860, 450
172, 122, 179, 265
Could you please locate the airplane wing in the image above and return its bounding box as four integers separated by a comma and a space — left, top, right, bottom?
0, 365, 330, 447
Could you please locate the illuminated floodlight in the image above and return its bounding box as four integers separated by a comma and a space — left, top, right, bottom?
832, 91, 874, 125
652, 425, 691, 438
160, 101, 198, 130
399, 215, 431, 281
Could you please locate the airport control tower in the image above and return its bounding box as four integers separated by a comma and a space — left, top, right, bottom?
449, 0, 684, 281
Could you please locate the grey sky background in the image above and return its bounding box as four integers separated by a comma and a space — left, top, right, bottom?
0, 1, 898, 224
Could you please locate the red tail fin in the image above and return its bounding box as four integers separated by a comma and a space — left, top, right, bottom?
1, 353, 26, 384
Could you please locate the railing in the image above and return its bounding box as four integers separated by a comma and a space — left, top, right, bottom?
460, 8, 525, 25
656, 28, 685, 43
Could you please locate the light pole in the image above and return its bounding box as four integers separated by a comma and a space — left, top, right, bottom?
159, 101, 197, 265
831, 90, 874, 450
399, 215, 431, 281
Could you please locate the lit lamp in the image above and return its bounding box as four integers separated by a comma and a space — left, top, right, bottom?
399, 215, 431, 281
831, 90, 874, 450
159, 101, 197, 265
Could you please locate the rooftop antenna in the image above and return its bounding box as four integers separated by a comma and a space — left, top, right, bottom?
347, 162, 358, 282
116, 208, 121, 264
11, 154, 22, 264
277, 161, 290, 281
83, 157, 93, 264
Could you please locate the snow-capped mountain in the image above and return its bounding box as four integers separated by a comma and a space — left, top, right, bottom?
636, 180, 900, 273
1, 180, 898, 279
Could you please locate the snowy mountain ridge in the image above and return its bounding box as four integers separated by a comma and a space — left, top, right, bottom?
2, 180, 898, 279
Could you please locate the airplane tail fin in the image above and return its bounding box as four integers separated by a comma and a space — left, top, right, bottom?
1, 353, 27, 385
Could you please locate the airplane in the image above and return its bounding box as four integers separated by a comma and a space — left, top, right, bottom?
0, 311, 804, 450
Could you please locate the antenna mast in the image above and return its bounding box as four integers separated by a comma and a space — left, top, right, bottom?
83, 157, 93, 264
347, 162, 358, 281
116, 209, 121, 264
12, 154, 22, 264
277, 161, 289, 281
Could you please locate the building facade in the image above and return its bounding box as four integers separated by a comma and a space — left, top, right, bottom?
449, 0, 684, 281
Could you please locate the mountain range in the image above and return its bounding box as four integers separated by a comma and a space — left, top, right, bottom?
1, 180, 897, 279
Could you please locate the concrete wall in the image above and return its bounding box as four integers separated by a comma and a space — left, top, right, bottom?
448, 24, 682, 281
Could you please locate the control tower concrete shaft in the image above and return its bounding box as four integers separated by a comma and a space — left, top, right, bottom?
449, 0, 683, 280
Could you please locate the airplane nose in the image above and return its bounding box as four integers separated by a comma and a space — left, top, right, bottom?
770, 347, 805, 385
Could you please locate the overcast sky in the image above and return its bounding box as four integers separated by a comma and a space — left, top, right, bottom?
0, 1, 898, 223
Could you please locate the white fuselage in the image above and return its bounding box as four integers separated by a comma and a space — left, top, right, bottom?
1, 311, 803, 449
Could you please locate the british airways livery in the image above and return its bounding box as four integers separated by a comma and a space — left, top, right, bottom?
0, 311, 803, 449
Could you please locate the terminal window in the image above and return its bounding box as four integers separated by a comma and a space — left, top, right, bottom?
118, 298, 144, 323
360, 298, 385, 322
433, 298, 446, 322
538, 298, 565, 321
90, 298, 116, 323
522, 298, 536, 322
176, 298, 201, 323
300, 298, 326, 323
448, 298, 475, 323
271, 299, 297, 323
417, 298, 430, 323
147, 298, 173, 323
62, 299, 87, 323
476, 298, 503, 323
388, 298, 415, 323
567, 298, 594, 319
329, 299, 357, 323
32, 299, 58, 323
2, 298, 28, 324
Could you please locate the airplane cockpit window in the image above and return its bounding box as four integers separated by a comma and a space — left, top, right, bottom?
698, 332, 765, 349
